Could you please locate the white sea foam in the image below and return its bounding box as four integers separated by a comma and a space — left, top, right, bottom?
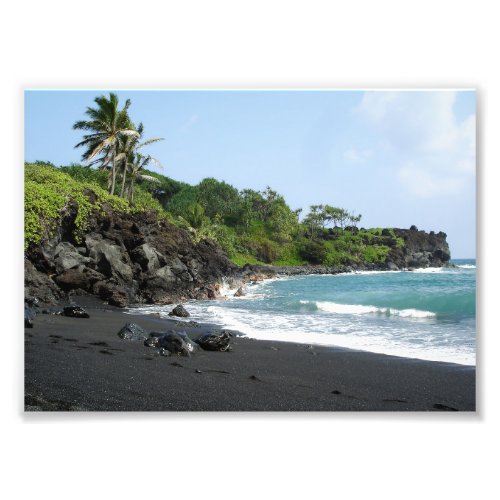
410, 267, 444, 273
175, 304, 474, 365
347, 269, 402, 275
316, 301, 380, 314
314, 301, 436, 318
457, 264, 476, 269
128, 301, 473, 365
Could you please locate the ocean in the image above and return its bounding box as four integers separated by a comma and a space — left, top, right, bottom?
132, 259, 476, 366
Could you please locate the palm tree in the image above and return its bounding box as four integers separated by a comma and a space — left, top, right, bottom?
115, 123, 164, 202
124, 151, 163, 204
73, 93, 138, 195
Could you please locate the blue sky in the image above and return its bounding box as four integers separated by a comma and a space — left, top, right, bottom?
25, 90, 476, 258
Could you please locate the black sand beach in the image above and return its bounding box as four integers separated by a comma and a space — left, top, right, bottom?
24, 301, 476, 412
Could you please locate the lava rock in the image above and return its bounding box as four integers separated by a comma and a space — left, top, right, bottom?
93, 281, 129, 308
41, 308, 63, 316
153, 331, 199, 357
234, 286, 245, 297
85, 235, 134, 283
55, 266, 105, 292
53, 242, 90, 274
24, 303, 35, 328
25, 296, 39, 307
63, 306, 90, 318
131, 243, 164, 272
168, 304, 190, 318
144, 336, 160, 348
196, 331, 232, 352
117, 323, 147, 341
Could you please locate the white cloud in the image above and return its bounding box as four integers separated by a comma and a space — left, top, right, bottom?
179, 114, 199, 132
343, 148, 372, 163
355, 91, 475, 198
398, 162, 466, 198
355, 92, 399, 121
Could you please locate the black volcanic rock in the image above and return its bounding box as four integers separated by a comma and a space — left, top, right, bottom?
153, 331, 200, 357
24, 303, 35, 328
63, 306, 90, 318
54, 266, 105, 292
388, 229, 450, 269
117, 323, 147, 341
168, 304, 190, 317
196, 331, 232, 351
24, 208, 238, 307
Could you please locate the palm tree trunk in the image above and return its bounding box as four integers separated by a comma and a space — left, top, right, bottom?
110, 148, 117, 195
120, 163, 127, 198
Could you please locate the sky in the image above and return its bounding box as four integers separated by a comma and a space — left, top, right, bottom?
24, 89, 476, 258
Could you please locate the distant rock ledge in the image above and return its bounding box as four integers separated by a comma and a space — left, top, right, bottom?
240, 229, 451, 280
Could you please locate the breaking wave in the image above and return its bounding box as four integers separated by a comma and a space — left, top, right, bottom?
304, 301, 436, 318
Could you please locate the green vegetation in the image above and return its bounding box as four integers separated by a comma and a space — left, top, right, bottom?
25, 93, 405, 268
25, 162, 403, 267
25, 163, 127, 249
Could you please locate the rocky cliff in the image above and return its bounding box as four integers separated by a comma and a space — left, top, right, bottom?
25, 207, 238, 307
386, 228, 450, 269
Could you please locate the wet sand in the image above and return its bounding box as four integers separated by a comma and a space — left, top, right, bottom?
24, 303, 476, 411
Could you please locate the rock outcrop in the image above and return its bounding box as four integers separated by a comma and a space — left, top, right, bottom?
168, 305, 190, 317
24, 209, 238, 307
240, 228, 451, 278
386, 229, 450, 269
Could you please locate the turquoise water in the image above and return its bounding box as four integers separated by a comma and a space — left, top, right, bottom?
134, 259, 476, 366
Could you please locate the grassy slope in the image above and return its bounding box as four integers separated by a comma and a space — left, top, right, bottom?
24, 163, 171, 250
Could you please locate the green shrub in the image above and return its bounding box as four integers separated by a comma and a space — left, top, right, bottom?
60, 164, 108, 189
193, 220, 240, 257
129, 185, 168, 216
362, 244, 390, 263
272, 243, 307, 266
230, 253, 266, 267
239, 236, 282, 264
299, 240, 327, 264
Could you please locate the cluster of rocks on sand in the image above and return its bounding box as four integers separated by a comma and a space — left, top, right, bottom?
25, 299, 232, 357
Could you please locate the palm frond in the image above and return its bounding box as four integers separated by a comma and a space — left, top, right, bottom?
137, 137, 164, 149
114, 152, 127, 162
120, 129, 140, 137
138, 174, 161, 183
146, 155, 163, 169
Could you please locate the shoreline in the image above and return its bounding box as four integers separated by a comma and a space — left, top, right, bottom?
135, 262, 475, 368
25, 301, 476, 411
126, 303, 476, 368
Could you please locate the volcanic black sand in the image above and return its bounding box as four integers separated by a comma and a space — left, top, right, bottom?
24, 301, 476, 412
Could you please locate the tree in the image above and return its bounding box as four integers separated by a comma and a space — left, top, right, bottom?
347, 212, 362, 233
186, 203, 205, 228
196, 178, 241, 224
337, 208, 349, 233
115, 122, 164, 201
303, 205, 324, 240
73, 93, 138, 195
124, 152, 164, 204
